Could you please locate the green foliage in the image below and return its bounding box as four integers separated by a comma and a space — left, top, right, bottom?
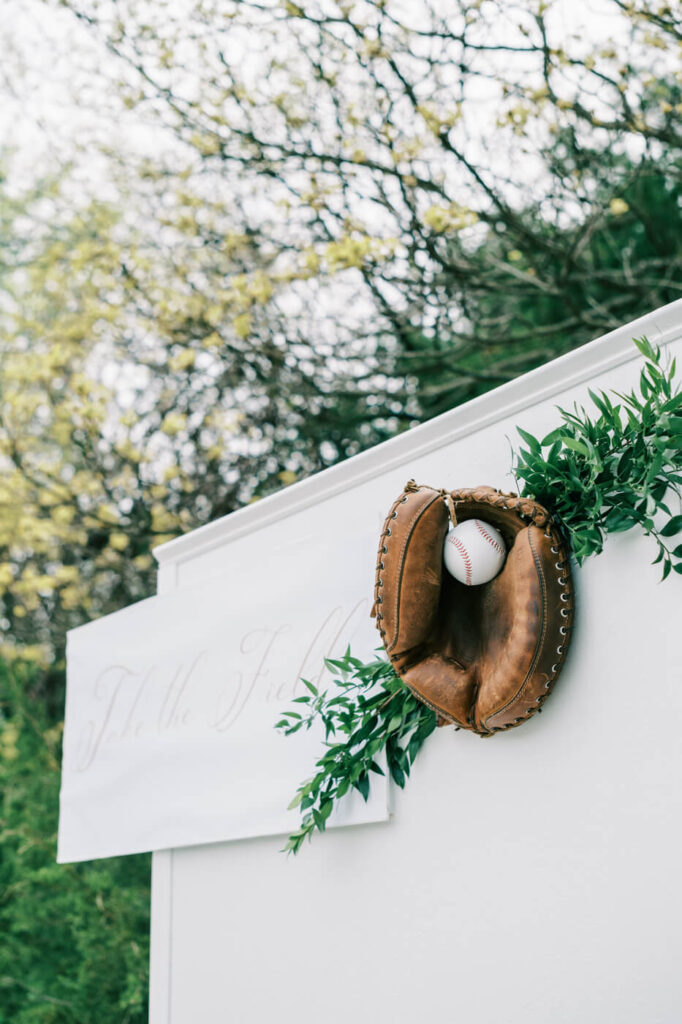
514, 338, 682, 577
0, 659, 150, 1024
411, 163, 682, 419
275, 650, 437, 854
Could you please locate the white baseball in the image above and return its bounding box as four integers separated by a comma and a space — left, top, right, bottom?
443, 518, 507, 586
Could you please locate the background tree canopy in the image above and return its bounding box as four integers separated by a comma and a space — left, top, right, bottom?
1, 0, 681, 1018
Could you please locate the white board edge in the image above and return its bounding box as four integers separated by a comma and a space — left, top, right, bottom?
152, 300, 682, 571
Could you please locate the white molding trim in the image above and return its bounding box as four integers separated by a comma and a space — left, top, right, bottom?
149, 560, 181, 1022
153, 300, 682, 572
149, 850, 173, 1024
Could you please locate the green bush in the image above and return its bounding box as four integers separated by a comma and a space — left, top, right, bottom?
0, 659, 150, 1024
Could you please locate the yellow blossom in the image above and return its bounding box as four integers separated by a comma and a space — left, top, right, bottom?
325, 235, 396, 272
202, 331, 223, 349
609, 198, 630, 215
204, 305, 224, 327
417, 102, 462, 135
52, 565, 80, 585
247, 273, 273, 304
108, 532, 130, 551
423, 204, 478, 234
60, 585, 84, 610
161, 412, 187, 436
169, 348, 196, 372
233, 313, 252, 338
115, 440, 143, 462
151, 503, 178, 533
0, 643, 51, 668
133, 554, 154, 570
302, 248, 320, 273
97, 504, 120, 525
1, 721, 20, 762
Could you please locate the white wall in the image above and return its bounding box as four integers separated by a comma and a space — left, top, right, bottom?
150, 303, 682, 1024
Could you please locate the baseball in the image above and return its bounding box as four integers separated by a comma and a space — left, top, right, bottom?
443, 518, 507, 586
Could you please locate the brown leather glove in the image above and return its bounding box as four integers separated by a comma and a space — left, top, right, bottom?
373, 481, 574, 735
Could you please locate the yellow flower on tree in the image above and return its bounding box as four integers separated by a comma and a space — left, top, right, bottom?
423, 204, 478, 234
161, 412, 188, 436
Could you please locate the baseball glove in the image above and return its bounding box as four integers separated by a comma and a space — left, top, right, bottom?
373, 481, 574, 735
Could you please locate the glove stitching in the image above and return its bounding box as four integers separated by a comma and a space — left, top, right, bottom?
473, 519, 505, 557
446, 533, 473, 586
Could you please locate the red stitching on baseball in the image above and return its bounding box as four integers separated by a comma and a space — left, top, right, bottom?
447, 533, 472, 585
474, 519, 505, 556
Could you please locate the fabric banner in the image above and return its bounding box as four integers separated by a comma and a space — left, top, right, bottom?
58, 521, 387, 862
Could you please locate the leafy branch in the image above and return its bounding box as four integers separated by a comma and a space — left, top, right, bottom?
275, 650, 437, 854
514, 336, 682, 578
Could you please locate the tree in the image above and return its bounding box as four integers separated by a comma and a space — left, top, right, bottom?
0, 157, 408, 675
0, 658, 150, 1023
51, 0, 682, 413
3, 1, 682, 1014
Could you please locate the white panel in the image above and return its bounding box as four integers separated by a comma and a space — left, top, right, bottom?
166, 546, 682, 1023
150, 306, 682, 1023
148, 850, 172, 1024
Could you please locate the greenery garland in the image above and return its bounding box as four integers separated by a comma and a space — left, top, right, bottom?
513, 337, 682, 578
275, 655, 436, 854
276, 337, 682, 852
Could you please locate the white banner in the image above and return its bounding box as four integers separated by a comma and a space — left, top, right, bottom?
58, 528, 388, 862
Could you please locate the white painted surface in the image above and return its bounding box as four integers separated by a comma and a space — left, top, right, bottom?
150, 302, 682, 1024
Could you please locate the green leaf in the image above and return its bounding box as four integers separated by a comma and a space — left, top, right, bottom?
517, 426, 542, 454
540, 426, 567, 446
355, 772, 370, 801
312, 808, 326, 831
652, 545, 665, 565
319, 799, 334, 822
389, 760, 406, 788
562, 437, 590, 457
660, 515, 682, 538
